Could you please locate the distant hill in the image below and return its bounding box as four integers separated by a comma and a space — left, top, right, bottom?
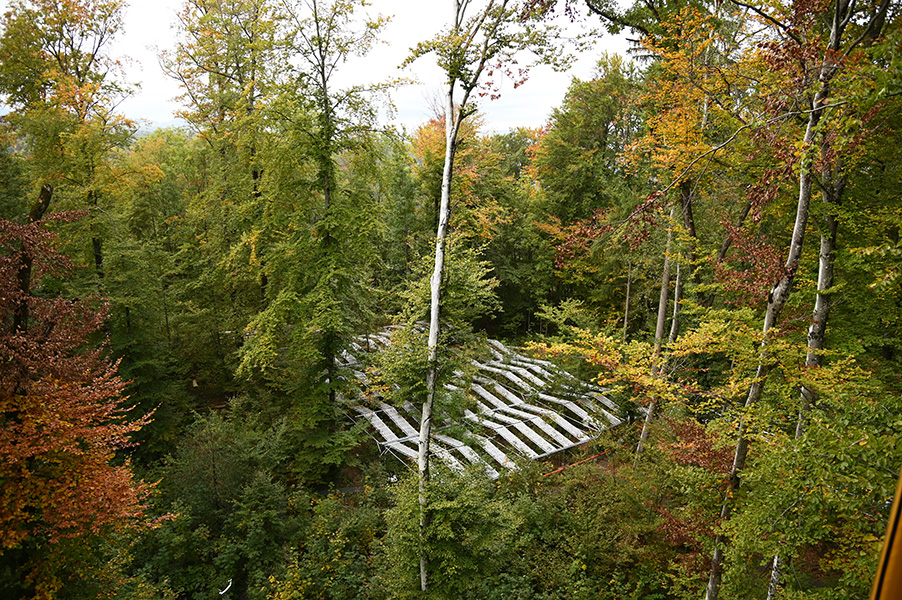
134, 118, 189, 137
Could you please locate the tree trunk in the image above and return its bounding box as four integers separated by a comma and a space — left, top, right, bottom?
678, 179, 702, 291
701, 0, 897, 588
669, 262, 684, 343
419, 62, 460, 596
92, 235, 104, 279
416, 0, 523, 588
623, 261, 632, 341
86, 189, 105, 281
768, 171, 844, 600
705, 198, 754, 309
14, 185, 53, 334
704, 11, 845, 595
634, 204, 675, 464
796, 170, 843, 437
653, 209, 675, 352
766, 555, 781, 600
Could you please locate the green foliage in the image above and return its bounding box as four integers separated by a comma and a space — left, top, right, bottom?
480, 130, 558, 336
399, 235, 499, 327
378, 457, 679, 600
268, 489, 387, 600
0, 0, 130, 113
405, 0, 569, 115
532, 54, 642, 224
717, 359, 902, 598
0, 128, 28, 220
103, 129, 199, 462
135, 412, 305, 600
382, 468, 521, 600
1, 0, 900, 595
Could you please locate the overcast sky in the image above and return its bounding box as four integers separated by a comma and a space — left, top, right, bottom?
2, 0, 632, 133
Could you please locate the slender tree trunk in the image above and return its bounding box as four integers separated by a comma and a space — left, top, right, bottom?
419, 67, 459, 596
416, 0, 521, 588
797, 170, 843, 436
312, 12, 340, 409
767, 210, 836, 594
767, 175, 844, 599
669, 263, 684, 342
795, 216, 839, 433
92, 236, 104, 278
623, 261, 632, 341
88, 188, 104, 281
704, 20, 843, 598
767, 555, 782, 600
14, 185, 53, 334
701, 0, 895, 587
716, 199, 754, 262
705, 198, 754, 308
635, 205, 676, 464
161, 281, 172, 345
654, 208, 676, 351
678, 179, 702, 291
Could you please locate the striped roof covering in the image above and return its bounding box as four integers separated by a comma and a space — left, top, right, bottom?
343, 330, 621, 478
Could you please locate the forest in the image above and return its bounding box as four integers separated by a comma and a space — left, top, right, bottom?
1, 0, 901, 598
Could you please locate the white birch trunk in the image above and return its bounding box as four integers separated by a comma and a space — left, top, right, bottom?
705, 89, 821, 600
796, 167, 843, 436
767, 162, 844, 600
766, 555, 781, 600
414, 0, 538, 589
419, 74, 456, 599
623, 261, 632, 341
669, 263, 684, 343
419, 2, 463, 591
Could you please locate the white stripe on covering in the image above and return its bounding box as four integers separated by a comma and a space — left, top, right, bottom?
488, 360, 547, 387
473, 361, 534, 391
537, 393, 600, 429
379, 402, 419, 437
355, 407, 400, 441
385, 441, 419, 460
464, 410, 538, 458
472, 434, 517, 470
435, 434, 500, 478
474, 403, 556, 454
432, 444, 465, 472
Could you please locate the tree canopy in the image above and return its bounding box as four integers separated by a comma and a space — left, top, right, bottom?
0, 0, 901, 598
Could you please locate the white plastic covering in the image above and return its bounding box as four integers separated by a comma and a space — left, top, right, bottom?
346, 332, 619, 478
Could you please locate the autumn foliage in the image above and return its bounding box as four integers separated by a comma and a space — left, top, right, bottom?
0, 209, 150, 551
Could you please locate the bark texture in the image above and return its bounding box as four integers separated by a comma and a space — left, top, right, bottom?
703, 0, 885, 594
634, 205, 676, 464
14, 184, 53, 334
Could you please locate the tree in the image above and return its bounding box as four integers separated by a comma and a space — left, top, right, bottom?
233, 0, 388, 480
0, 192, 151, 598
161, 0, 285, 400
531, 54, 641, 225
135, 413, 303, 600
405, 0, 565, 590
0, 0, 135, 285
623, 4, 751, 462
704, 1, 895, 597
164, 0, 280, 198
103, 129, 199, 462
279, 0, 387, 399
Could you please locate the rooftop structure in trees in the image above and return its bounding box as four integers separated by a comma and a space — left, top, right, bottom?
345, 331, 622, 478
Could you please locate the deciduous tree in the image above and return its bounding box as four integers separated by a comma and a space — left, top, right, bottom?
406, 0, 566, 589
0, 193, 151, 598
